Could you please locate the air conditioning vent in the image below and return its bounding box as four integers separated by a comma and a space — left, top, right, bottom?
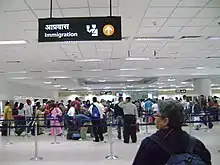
0, 71, 4, 74
105, 68, 118, 71
108, 57, 121, 60
72, 69, 82, 71
180, 36, 202, 39
56, 59, 74, 62
6, 61, 21, 64
30, 70, 42, 73
207, 56, 220, 59
181, 67, 195, 69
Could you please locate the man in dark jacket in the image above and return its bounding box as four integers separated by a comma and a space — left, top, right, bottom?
133, 100, 211, 165
114, 97, 124, 139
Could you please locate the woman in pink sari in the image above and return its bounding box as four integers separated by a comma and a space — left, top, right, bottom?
50, 104, 62, 136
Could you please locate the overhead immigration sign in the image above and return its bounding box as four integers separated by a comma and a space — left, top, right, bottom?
38, 16, 122, 42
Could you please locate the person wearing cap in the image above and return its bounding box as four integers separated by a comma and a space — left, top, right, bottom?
119, 97, 138, 144
133, 100, 211, 165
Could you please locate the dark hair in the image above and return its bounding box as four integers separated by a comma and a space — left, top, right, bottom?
75, 97, 79, 101
214, 100, 218, 104
126, 97, 131, 102
118, 97, 123, 101
14, 102, 19, 107
158, 100, 184, 129
93, 97, 97, 103
19, 103, 24, 110
5, 102, 10, 106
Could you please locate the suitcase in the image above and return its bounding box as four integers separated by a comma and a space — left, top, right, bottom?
67, 129, 81, 140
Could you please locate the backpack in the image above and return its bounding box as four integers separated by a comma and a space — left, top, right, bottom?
91, 104, 100, 119
150, 135, 207, 165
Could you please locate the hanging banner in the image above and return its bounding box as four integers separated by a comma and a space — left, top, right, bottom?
38, 16, 122, 42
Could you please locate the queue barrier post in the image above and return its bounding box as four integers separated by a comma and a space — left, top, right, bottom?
29, 120, 43, 161
105, 121, 118, 160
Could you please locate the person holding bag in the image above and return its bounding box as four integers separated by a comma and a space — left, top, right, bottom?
50, 103, 62, 136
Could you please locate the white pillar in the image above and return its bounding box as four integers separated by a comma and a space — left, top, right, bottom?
193, 79, 211, 96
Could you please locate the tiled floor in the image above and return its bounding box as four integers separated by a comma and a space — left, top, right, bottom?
0, 125, 220, 165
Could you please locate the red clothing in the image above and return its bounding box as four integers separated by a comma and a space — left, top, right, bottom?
72, 101, 81, 111
213, 103, 219, 109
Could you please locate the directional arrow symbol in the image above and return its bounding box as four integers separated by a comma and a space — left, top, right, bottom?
103, 24, 115, 36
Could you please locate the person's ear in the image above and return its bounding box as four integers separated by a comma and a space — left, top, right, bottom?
163, 118, 169, 126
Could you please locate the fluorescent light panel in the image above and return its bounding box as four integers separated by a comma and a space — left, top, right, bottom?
0, 40, 27, 45
11, 77, 31, 80
158, 68, 165, 70
44, 81, 52, 84
8, 71, 27, 74
168, 78, 175, 82
120, 68, 139, 71
47, 76, 70, 79
207, 36, 220, 40
125, 57, 149, 61
53, 85, 61, 88
196, 66, 205, 70
48, 70, 64, 73
76, 59, 102, 62
134, 36, 174, 41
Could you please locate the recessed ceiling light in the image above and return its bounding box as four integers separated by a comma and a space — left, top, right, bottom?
53, 85, 61, 88
211, 84, 219, 87
196, 66, 205, 70
76, 59, 103, 62
207, 36, 220, 40
84, 69, 103, 72
158, 68, 165, 70
158, 86, 163, 89
191, 84, 194, 87
127, 85, 134, 88
157, 82, 164, 85
105, 86, 111, 89
134, 36, 174, 41
99, 80, 106, 82
116, 75, 134, 77
44, 81, 52, 84
149, 85, 155, 87
48, 70, 65, 73
170, 84, 176, 87
11, 77, 32, 80
125, 57, 149, 61
0, 40, 27, 45
8, 71, 27, 74
61, 87, 67, 90
47, 76, 70, 79
127, 80, 135, 82
181, 81, 188, 85
168, 78, 175, 82
120, 68, 139, 71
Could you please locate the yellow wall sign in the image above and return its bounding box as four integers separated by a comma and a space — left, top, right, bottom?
103, 24, 115, 36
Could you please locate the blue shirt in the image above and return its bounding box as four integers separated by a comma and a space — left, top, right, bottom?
145, 101, 153, 111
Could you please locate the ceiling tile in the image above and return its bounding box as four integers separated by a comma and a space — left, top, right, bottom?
159, 26, 182, 35
196, 8, 220, 18
201, 26, 220, 35
25, 0, 59, 9
138, 27, 160, 35
145, 7, 174, 18
209, 17, 220, 26
89, 0, 118, 7
171, 7, 202, 18
57, 0, 88, 8
141, 18, 167, 27
90, 7, 118, 16
5, 10, 36, 22
62, 8, 90, 17
33, 9, 62, 18
150, 0, 179, 7
207, 0, 220, 7
17, 21, 37, 30
164, 18, 190, 26
180, 27, 203, 34
187, 18, 213, 26
2, 0, 29, 11
178, 0, 210, 7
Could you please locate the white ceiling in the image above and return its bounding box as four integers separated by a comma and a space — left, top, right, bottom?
0, 0, 220, 92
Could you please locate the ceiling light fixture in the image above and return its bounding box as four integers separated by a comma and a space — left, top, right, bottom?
8, 71, 27, 74
196, 66, 205, 70
120, 68, 139, 71
158, 68, 165, 70
125, 57, 150, 61
170, 84, 177, 87
61, 87, 67, 90
168, 78, 175, 82
207, 36, 220, 40
99, 80, 106, 82
0, 40, 27, 45
48, 70, 65, 73
11, 77, 31, 80
84, 69, 103, 72
76, 59, 103, 62
44, 81, 52, 84
47, 76, 70, 79
53, 85, 61, 88
127, 80, 135, 82
181, 82, 188, 85
105, 86, 111, 89
116, 75, 134, 77
134, 36, 174, 41
149, 85, 155, 87
157, 82, 164, 85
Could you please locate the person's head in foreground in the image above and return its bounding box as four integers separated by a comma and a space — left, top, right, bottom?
155, 100, 184, 130
133, 100, 211, 165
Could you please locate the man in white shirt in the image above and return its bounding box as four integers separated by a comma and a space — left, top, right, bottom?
67, 103, 76, 117
24, 99, 33, 118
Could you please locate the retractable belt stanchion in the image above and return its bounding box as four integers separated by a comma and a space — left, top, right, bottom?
51, 118, 60, 144
4, 120, 13, 145
189, 114, 192, 135
29, 120, 43, 161
105, 121, 118, 160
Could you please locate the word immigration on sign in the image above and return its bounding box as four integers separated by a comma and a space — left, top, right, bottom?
38, 16, 122, 42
